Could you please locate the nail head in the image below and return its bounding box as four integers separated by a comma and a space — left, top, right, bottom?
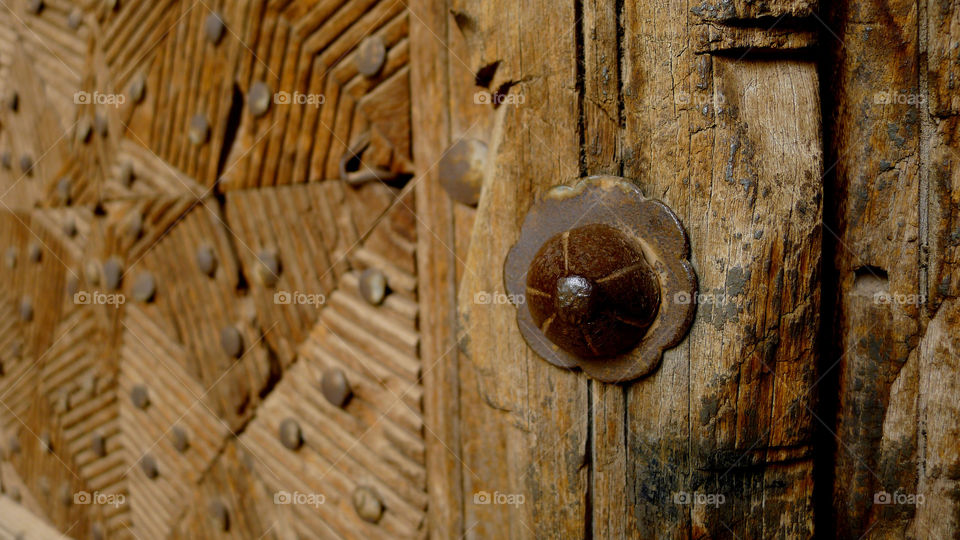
220, 326, 243, 358
131, 271, 155, 302
321, 368, 352, 407
355, 36, 386, 77
130, 384, 149, 409
248, 81, 272, 117
352, 486, 384, 523
278, 417, 303, 450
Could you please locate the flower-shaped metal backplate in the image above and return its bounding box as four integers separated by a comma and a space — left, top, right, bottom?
504, 176, 697, 383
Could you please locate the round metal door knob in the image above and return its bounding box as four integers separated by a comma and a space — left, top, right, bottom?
504, 176, 697, 383
321, 368, 352, 407
278, 418, 303, 450
438, 138, 487, 206
352, 486, 384, 523
355, 36, 386, 77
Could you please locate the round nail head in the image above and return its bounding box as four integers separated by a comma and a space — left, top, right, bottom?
140, 454, 158, 479
278, 418, 303, 450
119, 161, 134, 186
85, 260, 101, 285
209, 500, 230, 531
438, 139, 488, 206
8, 435, 21, 455
131, 272, 155, 302
63, 217, 77, 237
95, 112, 108, 137
91, 432, 106, 457
358, 268, 387, 306
220, 326, 243, 358
196, 244, 217, 276
1, 152, 11, 169
77, 118, 93, 143
27, 242, 41, 263
248, 81, 272, 117
204, 12, 225, 44
171, 426, 189, 453
255, 250, 280, 287
130, 384, 149, 409
321, 368, 352, 407
129, 73, 146, 103
355, 36, 386, 77
125, 212, 143, 240
103, 257, 123, 290
40, 431, 52, 453
19, 297, 33, 322
5, 247, 16, 269
57, 177, 72, 204
188, 114, 209, 145
20, 155, 33, 175
6, 91, 18, 111
68, 8, 82, 29
353, 486, 384, 523
27, 0, 43, 14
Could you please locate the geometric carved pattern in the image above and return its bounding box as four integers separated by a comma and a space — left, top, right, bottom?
0, 0, 422, 537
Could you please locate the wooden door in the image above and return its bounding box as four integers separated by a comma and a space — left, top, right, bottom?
0, 0, 958, 539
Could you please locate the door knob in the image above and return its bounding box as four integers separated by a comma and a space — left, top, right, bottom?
504, 176, 697, 382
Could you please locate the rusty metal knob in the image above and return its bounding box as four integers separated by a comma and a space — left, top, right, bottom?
526, 223, 659, 359
505, 176, 697, 382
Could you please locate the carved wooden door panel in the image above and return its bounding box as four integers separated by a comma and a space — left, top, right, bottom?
0, 0, 430, 538
2, 0, 960, 539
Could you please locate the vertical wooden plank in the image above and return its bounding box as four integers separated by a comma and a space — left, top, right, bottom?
456, 1, 589, 538
619, 1, 821, 538
411, 0, 464, 538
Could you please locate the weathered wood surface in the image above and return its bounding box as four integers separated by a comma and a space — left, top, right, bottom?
0, 0, 428, 538
453, 0, 822, 539
823, 0, 960, 538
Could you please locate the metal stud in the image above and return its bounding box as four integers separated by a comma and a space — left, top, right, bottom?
103, 257, 123, 290
27, 241, 41, 263
77, 117, 93, 143
5, 247, 16, 269
220, 325, 243, 358
358, 268, 387, 306
130, 384, 149, 409
19, 155, 33, 176
171, 426, 189, 453
196, 244, 217, 276
438, 139, 488, 206
63, 216, 77, 237
131, 271, 155, 303
59, 482, 73, 506
321, 368, 352, 407
209, 499, 230, 531
188, 114, 210, 145
255, 249, 280, 287
248, 81, 272, 117
85, 260, 101, 285
1, 151, 11, 169
57, 177, 72, 204
8, 434, 20, 455
204, 12, 225, 44
67, 8, 83, 29
19, 297, 33, 322
91, 432, 106, 458
125, 212, 143, 240
355, 36, 386, 77
352, 486, 384, 523
129, 73, 146, 103
140, 454, 159, 479
119, 160, 134, 186
95, 112, 108, 137
39, 431, 52, 453
278, 418, 303, 450
105, 0, 119, 11
6, 91, 18, 111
